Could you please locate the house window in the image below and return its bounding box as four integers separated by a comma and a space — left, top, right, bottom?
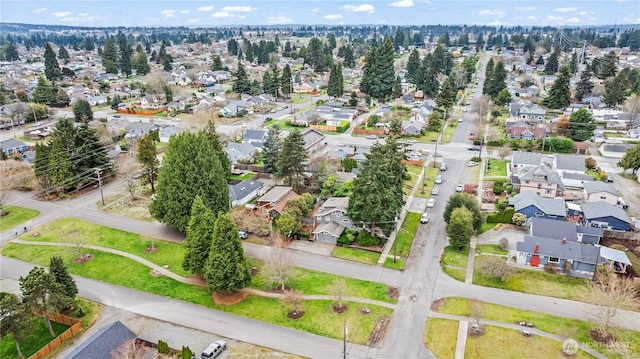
325, 216, 330, 221
525, 181, 530, 184
545, 189, 551, 194
342, 219, 349, 223
548, 257, 559, 263
535, 212, 544, 217
537, 184, 542, 189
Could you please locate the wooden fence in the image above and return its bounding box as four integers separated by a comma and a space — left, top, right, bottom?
310, 124, 337, 132
353, 127, 385, 136
233, 163, 267, 173
29, 313, 83, 359
117, 108, 165, 116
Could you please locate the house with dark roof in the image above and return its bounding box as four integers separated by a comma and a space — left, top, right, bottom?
225, 142, 257, 164
511, 151, 541, 170
124, 122, 158, 139
0, 139, 28, 156
242, 129, 268, 149
504, 120, 548, 140
509, 100, 546, 122
256, 186, 299, 216
599, 143, 633, 159
583, 181, 620, 206
512, 164, 564, 198
580, 201, 632, 231
552, 154, 593, 188
301, 128, 325, 152
229, 179, 265, 207
64, 321, 136, 359
530, 217, 603, 245
508, 191, 566, 222
515, 235, 601, 278
312, 197, 357, 244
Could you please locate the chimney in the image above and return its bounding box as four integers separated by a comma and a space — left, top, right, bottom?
562, 238, 567, 244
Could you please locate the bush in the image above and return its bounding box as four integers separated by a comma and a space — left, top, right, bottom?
157, 340, 170, 354
496, 198, 509, 210
181, 346, 193, 359
296, 231, 311, 239
498, 237, 509, 250
336, 121, 350, 133
544, 262, 559, 273
486, 207, 515, 223
338, 229, 357, 245
356, 231, 380, 247
470, 156, 481, 162
493, 182, 504, 194
505, 184, 513, 193
512, 213, 527, 226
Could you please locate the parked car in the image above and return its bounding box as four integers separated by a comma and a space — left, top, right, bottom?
440, 162, 447, 171
238, 230, 248, 240
435, 175, 443, 184
426, 198, 436, 208
456, 184, 464, 192
201, 340, 227, 359
407, 139, 417, 143
468, 146, 481, 151
409, 151, 422, 158
263, 117, 273, 123
606, 174, 613, 182
431, 187, 440, 195
366, 135, 377, 139
467, 161, 479, 167
113, 115, 121, 118
458, 117, 463, 123
420, 213, 430, 223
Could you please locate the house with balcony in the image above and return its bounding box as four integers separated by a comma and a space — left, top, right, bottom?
511, 164, 564, 198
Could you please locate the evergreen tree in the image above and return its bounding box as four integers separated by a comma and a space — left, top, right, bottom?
420, 54, 440, 99
575, 65, 594, 101
162, 55, 173, 71
448, 206, 474, 250
262, 71, 274, 96
597, 51, 617, 79
436, 76, 455, 110
276, 129, 308, 192
211, 55, 224, 71
57, 45, 70, 64
133, 49, 150, 75
327, 63, 344, 98
44, 43, 62, 81
183, 196, 216, 276
544, 50, 559, 74
267, 62, 281, 97
0, 293, 32, 359
48, 256, 78, 299
150, 132, 229, 232
203, 119, 231, 179
101, 38, 119, 74
406, 48, 421, 84
72, 99, 93, 122
249, 79, 261, 95
48, 119, 75, 189
360, 39, 396, 101
485, 61, 507, 99
570, 52, 579, 74
138, 134, 159, 192
232, 62, 251, 94
262, 126, 282, 174
280, 64, 292, 97
569, 108, 596, 141
545, 66, 571, 109
341, 44, 355, 68
32, 76, 56, 105
604, 72, 629, 108
494, 88, 512, 106
2, 42, 20, 61
482, 57, 495, 95
204, 212, 252, 294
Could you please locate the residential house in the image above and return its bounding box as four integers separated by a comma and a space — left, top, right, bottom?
124, 122, 158, 139
599, 143, 633, 159
0, 139, 28, 156
580, 201, 633, 231
508, 191, 566, 222
158, 125, 182, 143
509, 100, 546, 122
401, 119, 426, 136
106, 118, 131, 136
301, 128, 325, 152
504, 120, 548, 140
256, 186, 299, 216
515, 235, 601, 278
312, 197, 357, 244
225, 142, 257, 164
512, 164, 564, 198
219, 100, 248, 117
530, 217, 603, 245
64, 321, 136, 359
553, 155, 593, 188
167, 101, 186, 113
140, 95, 164, 109
598, 246, 632, 274
242, 129, 267, 149
229, 179, 265, 207
86, 95, 107, 106
511, 151, 541, 170
582, 181, 620, 206
0, 103, 29, 128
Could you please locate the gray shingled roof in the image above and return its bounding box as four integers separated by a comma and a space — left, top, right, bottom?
555, 155, 586, 171
64, 321, 135, 359
530, 217, 578, 241
509, 192, 566, 217
229, 179, 264, 201
512, 151, 541, 166
562, 172, 594, 181
517, 235, 601, 264
243, 129, 267, 141
518, 164, 563, 185
580, 201, 631, 223
583, 181, 619, 196
0, 139, 27, 150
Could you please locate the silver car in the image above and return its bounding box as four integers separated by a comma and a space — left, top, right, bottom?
435, 175, 443, 184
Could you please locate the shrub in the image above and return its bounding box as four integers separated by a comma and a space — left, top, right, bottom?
498, 237, 509, 250
336, 121, 350, 133
544, 262, 559, 273
487, 207, 515, 223
478, 257, 515, 282
181, 346, 193, 359
356, 231, 380, 247
512, 213, 527, 226
493, 182, 504, 194
496, 198, 509, 210
157, 340, 170, 354
470, 156, 481, 162
505, 184, 513, 193
585, 157, 597, 170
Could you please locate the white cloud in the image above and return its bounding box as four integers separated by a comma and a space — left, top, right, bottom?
324, 14, 343, 20
59, 12, 101, 23
239, 15, 246, 19
566, 17, 581, 23
488, 20, 502, 26
197, 6, 214, 12
161, 10, 177, 18
479, 9, 505, 18
514, 6, 535, 11
51, 11, 72, 18
546, 15, 565, 22
212, 11, 231, 18
187, 19, 199, 23
267, 15, 293, 24
579, 11, 595, 15
389, 0, 414, 8
311, 8, 320, 13
527, 15, 537, 21
554, 7, 577, 13
145, 18, 159, 23
344, 4, 375, 13
180, 10, 190, 14
34, 8, 47, 13
221, 6, 254, 13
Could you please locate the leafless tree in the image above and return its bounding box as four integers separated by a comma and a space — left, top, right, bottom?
498, 145, 512, 161
622, 97, 640, 128
591, 82, 606, 97
260, 236, 295, 291
450, 66, 468, 89
281, 289, 305, 316
306, 113, 322, 125
478, 257, 516, 282
330, 278, 349, 310
110, 338, 143, 359
66, 225, 88, 261
117, 153, 142, 199
471, 95, 491, 119
590, 267, 640, 331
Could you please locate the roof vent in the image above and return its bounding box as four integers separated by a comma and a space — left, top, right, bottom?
562, 238, 567, 244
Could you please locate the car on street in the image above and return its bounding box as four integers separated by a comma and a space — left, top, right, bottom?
440, 162, 447, 171
468, 146, 481, 151
435, 175, 443, 184
263, 117, 273, 123
201, 340, 227, 359
409, 151, 422, 158
456, 184, 464, 192
431, 187, 440, 195
606, 174, 613, 182
366, 135, 377, 139
426, 198, 436, 208
238, 230, 248, 240
420, 213, 430, 223
407, 139, 417, 143
458, 117, 463, 123
466, 161, 479, 167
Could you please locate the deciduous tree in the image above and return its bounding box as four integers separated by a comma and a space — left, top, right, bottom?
447, 206, 474, 250
261, 237, 295, 291
443, 193, 484, 231
590, 267, 640, 331
478, 257, 515, 281
617, 145, 640, 176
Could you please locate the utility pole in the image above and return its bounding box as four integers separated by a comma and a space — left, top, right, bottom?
343, 319, 348, 359
432, 108, 446, 168
94, 168, 105, 206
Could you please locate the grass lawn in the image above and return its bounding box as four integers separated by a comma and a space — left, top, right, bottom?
424, 318, 458, 359
436, 296, 640, 358
1, 244, 393, 345
473, 256, 589, 301
420, 131, 440, 142
0, 205, 40, 232
230, 172, 256, 181
394, 212, 421, 257
442, 123, 457, 144
404, 165, 423, 194
475, 244, 508, 256
442, 267, 467, 282
465, 325, 596, 359
415, 165, 441, 198
477, 223, 497, 235
442, 246, 469, 268
382, 257, 404, 270
485, 159, 509, 178
332, 246, 380, 265
0, 316, 69, 359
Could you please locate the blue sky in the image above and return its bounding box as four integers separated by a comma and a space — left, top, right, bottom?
1, 1, 639, 27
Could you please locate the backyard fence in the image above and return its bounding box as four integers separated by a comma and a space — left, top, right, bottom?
29, 313, 82, 359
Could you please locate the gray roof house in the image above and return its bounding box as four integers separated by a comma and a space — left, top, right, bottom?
242, 129, 267, 149
510, 100, 545, 122
64, 321, 136, 359
0, 139, 28, 156
124, 122, 158, 139
301, 128, 325, 152
511, 151, 541, 169
580, 201, 633, 231
229, 179, 265, 207
530, 217, 603, 244
512, 164, 565, 198
312, 197, 357, 244
515, 235, 601, 278
553, 155, 592, 188
401, 119, 426, 136
225, 142, 257, 164
158, 125, 182, 143
509, 191, 566, 222
583, 181, 620, 206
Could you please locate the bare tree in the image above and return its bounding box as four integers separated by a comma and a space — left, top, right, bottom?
471, 95, 491, 119
66, 225, 88, 261
111, 338, 142, 359
0, 159, 36, 213
478, 257, 516, 282
260, 236, 295, 291
306, 113, 322, 125
116, 154, 142, 199
622, 97, 640, 128
498, 145, 512, 161
330, 278, 349, 310
590, 267, 640, 332
281, 289, 305, 316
